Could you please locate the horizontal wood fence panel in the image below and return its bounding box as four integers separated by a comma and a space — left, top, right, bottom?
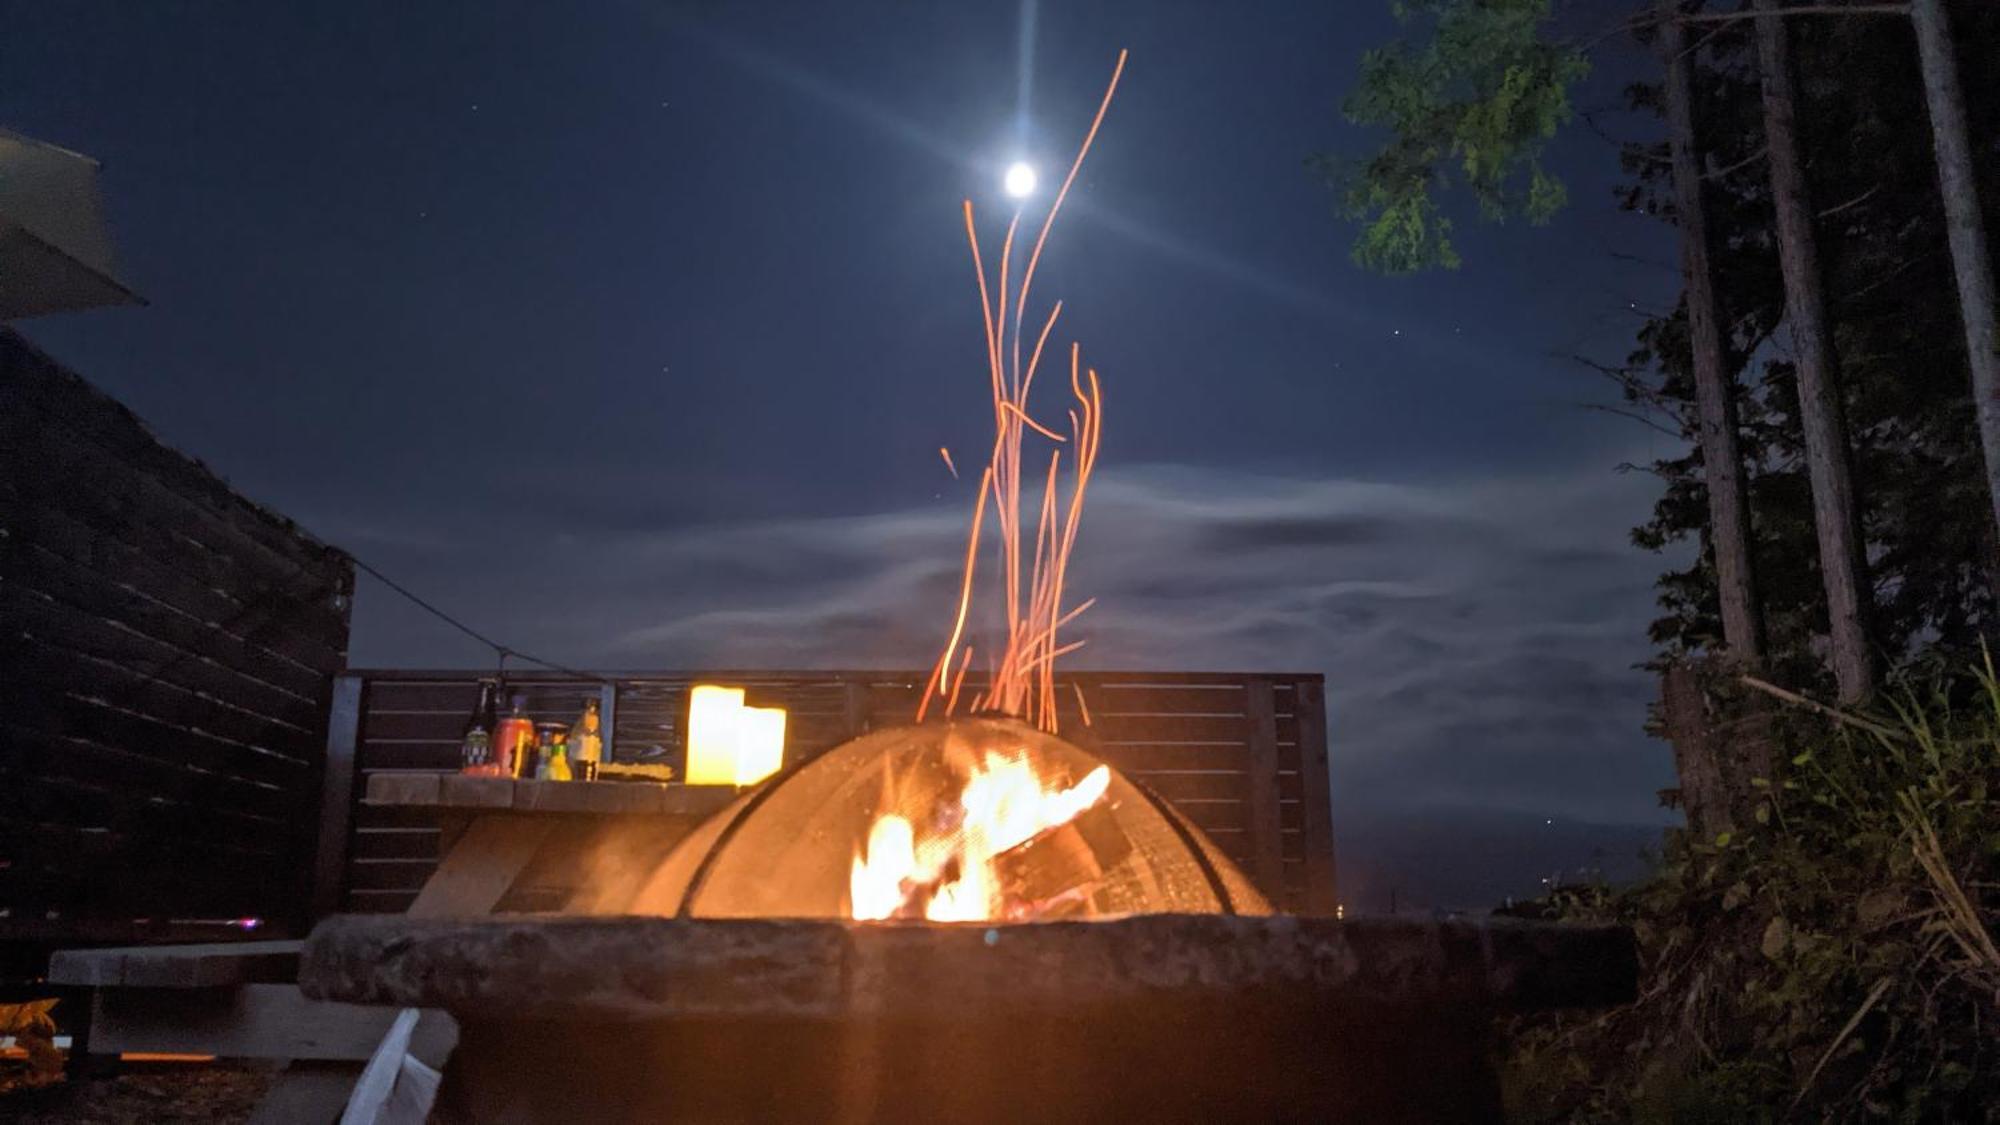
337, 669, 1333, 915
14, 508, 345, 674
1, 328, 353, 944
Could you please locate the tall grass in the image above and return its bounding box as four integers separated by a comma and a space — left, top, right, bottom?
1505, 657, 2000, 1122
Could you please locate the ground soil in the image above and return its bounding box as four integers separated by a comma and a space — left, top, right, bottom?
0, 1063, 274, 1124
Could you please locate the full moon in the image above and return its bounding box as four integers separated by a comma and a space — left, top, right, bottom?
1003, 161, 1037, 199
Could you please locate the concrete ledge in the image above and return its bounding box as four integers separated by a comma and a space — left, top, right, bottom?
365, 774, 740, 818
302, 913, 1634, 1022
49, 940, 303, 988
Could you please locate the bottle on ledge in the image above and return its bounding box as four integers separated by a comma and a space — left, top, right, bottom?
569, 698, 603, 782
459, 680, 499, 775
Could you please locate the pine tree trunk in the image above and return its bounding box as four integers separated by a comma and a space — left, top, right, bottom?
1752, 0, 1877, 703
1660, 3, 1765, 663
1911, 0, 2000, 576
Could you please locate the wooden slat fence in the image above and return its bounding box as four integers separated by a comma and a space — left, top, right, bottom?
332, 669, 1336, 915
0, 328, 355, 942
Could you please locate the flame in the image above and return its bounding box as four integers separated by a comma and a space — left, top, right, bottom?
849, 749, 1111, 922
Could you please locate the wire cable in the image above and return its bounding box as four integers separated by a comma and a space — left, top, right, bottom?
348, 556, 613, 684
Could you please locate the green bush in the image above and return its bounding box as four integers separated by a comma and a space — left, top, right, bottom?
1504, 659, 2000, 1122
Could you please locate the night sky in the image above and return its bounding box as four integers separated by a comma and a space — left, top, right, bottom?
7, 0, 1688, 909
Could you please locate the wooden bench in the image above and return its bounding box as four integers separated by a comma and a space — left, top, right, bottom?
47, 776, 741, 1122
46, 941, 403, 1062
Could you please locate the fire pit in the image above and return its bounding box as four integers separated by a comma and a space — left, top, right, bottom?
580, 717, 1270, 923
304, 720, 1635, 1122
303, 911, 1634, 1122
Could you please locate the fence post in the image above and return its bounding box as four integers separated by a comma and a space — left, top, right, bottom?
1294, 677, 1339, 915
310, 675, 364, 921
598, 680, 619, 762
1243, 676, 1287, 904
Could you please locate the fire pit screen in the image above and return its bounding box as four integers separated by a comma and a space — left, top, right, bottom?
623, 716, 1270, 921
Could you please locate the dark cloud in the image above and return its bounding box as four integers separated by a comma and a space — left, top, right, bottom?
346, 459, 1682, 905
1195, 512, 1400, 552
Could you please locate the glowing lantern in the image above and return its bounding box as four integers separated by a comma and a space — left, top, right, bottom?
685, 685, 787, 786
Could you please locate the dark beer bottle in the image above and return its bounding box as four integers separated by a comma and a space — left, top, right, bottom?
459, 681, 499, 773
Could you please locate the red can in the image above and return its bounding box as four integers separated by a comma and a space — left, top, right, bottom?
495, 713, 536, 779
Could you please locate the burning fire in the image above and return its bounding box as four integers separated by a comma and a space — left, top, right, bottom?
851, 53, 1128, 924
849, 747, 1111, 922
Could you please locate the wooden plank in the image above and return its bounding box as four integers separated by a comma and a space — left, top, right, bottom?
1172, 802, 1254, 837
11, 381, 347, 593
9, 461, 349, 649
311, 676, 364, 920
1073, 684, 1250, 715
1086, 744, 1253, 771
408, 817, 557, 917
1087, 713, 1260, 743
0, 835, 287, 919
437, 774, 515, 808
246, 1061, 364, 1125
514, 779, 671, 815
345, 861, 435, 892
13, 506, 346, 675
1292, 677, 1339, 915
350, 828, 439, 861
89, 983, 397, 1061
1241, 677, 1286, 902
343, 890, 419, 914
9, 686, 314, 789
369, 774, 740, 818
561, 817, 720, 914
843, 681, 871, 738
0, 750, 294, 850
0, 725, 302, 822
11, 542, 334, 702
1121, 771, 1252, 802
365, 771, 442, 807
350, 802, 442, 830
12, 633, 320, 757
48, 940, 303, 988
362, 708, 555, 742
358, 740, 460, 771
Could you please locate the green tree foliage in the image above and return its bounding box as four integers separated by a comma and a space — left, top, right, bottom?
1619, 6, 2000, 684
1319, 0, 1587, 274
1504, 661, 2000, 1120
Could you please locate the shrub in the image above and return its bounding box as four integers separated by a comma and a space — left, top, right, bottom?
1504, 657, 2000, 1122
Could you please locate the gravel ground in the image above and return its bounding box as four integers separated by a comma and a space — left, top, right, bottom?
0, 1063, 276, 1124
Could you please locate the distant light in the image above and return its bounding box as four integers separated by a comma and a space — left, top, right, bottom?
1003, 161, 1038, 199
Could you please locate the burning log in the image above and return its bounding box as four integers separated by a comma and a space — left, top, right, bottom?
992, 801, 1131, 920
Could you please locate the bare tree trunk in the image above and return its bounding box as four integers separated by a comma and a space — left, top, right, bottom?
1911, 0, 2000, 576
1660, 3, 1765, 663
1752, 0, 1877, 703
